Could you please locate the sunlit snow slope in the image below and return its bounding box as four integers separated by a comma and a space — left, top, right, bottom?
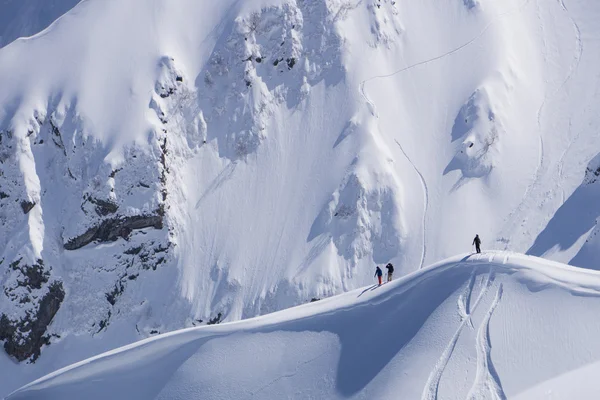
0, 0, 81, 48
9, 252, 600, 400
2, 0, 600, 395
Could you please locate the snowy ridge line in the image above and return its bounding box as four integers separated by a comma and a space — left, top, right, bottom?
499, 0, 584, 247
359, 0, 533, 268
2, 0, 85, 48
421, 270, 493, 400
9, 251, 600, 399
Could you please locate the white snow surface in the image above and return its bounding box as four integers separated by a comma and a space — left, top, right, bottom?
1, 0, 600, 395
8, 252, 600, 400
0, 0, 82, 48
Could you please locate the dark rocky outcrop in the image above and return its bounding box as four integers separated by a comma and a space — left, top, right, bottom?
0, 281, 65, 362
64, 214, 163, 250
13, 259, 49, 290
20, 200, 36, 214
88, 197, 119, 216
207, 312, 223, 325
106, 281, 124, 306
286, 57, 296, 69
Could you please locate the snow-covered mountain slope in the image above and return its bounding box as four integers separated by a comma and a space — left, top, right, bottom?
8, 252, 600, 400
0, 0, 82, 48
2, 0, 600, 395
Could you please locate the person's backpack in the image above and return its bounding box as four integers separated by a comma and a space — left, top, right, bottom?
386, 263, 394, 273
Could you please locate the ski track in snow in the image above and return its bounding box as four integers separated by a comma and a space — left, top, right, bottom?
498, 0, 583, 248
359, 0, 533, 268
395, 138, 429, 270
458, 272, 476, 328
465, 284, 506, 400
421, 270, 493, 400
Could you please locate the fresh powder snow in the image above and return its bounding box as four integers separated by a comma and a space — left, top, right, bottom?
8, 253, 600, 399
1, 0, 600, 397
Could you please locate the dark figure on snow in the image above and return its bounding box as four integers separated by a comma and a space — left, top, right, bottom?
375, 266, 383, 286
386, 263, 394, 282
473, 234, 482, 254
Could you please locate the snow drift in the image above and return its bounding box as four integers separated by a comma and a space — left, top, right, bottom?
8, 252, 600, 400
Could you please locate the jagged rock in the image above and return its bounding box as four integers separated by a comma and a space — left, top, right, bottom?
207, 312, 223, 325
20, 200, 35, 214
0, 281, 65, 362
286, 57, 296, 69
106, 281, 124, 306
64, 214, 163, 250
109, 168, 122, 178
12, 259, 49, 290
97, 310, 112, 333
88, 197, 119, 216
124, 245, 144, 255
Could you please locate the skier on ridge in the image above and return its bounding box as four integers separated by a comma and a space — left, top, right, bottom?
386, 263, 394, 282
473, 234, 482, 254
374, 266, 383, 286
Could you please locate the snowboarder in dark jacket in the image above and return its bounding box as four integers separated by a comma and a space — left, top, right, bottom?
386, 263, 394, 282
375, 266, 383, 286
473, 234, 482, 254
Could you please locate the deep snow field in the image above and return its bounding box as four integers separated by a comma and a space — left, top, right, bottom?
2, 0, 600, 397
9, 252, 600, 399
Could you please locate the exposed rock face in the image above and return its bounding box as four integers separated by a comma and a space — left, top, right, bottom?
0, 91, 170, 363
87, 196, 119, 217
20, 200, 36, 214
0, 0, 357, 369
0, 258, 65, 362
64, 214, 163, 250
3, 282, 64, 362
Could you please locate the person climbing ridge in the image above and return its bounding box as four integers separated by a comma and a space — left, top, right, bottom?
473, 234, 482, 254
374, 266, 383, 286
386, 263, 394, 282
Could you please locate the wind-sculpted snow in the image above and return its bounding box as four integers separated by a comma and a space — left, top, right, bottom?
446, 87, 502, 180
2, 0, 600, 395
309, 168, 405, 267
9, 253, 600, 400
